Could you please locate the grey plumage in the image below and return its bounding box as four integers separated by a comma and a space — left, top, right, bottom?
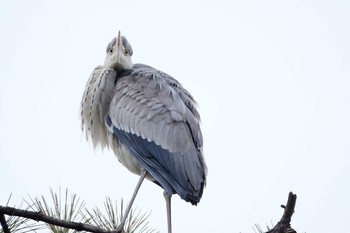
109, 64, 206, 203
81, 32, 207, 232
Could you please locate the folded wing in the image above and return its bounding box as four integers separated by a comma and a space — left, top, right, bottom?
107, 64, 206, 204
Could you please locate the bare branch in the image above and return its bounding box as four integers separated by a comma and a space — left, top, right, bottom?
0, 205, 122, 233
266, 192, 297, 233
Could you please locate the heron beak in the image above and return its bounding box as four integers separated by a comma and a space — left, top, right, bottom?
117, 31, 121, 49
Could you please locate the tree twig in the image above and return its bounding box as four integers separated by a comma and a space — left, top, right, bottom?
0, 213, 10, 233
266, 192, 297, 233
0, 205, 122, 233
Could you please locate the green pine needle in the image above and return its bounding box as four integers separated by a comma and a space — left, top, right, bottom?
2, 188, 158, 233
1, 194, 42, 233
84, 197, 158, 233
27, 187, 86, 233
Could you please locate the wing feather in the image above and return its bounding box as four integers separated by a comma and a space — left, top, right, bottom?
109, 63, 203, 153
153, 120, 164, 145
129, 112, 137, 134
138, 117, 149, 140
110, 64, 203, 152
107, 64, 206, 204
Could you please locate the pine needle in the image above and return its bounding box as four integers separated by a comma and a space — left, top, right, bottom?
84, 197, 158, 233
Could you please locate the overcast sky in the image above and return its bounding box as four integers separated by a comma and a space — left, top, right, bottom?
1, 1, 349, 232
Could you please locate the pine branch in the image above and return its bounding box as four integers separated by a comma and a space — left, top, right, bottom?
0, 205, 121, 233
1, 191, 297, 233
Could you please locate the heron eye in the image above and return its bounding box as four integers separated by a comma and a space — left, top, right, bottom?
124, 50, 129, 55
108, 48, 113, 53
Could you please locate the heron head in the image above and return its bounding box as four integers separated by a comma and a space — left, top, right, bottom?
104, 31, 133, 70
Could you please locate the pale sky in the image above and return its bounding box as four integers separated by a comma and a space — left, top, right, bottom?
1, 1, 349, 232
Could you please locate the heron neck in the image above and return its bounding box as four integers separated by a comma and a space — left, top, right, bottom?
81, 67, 117, 149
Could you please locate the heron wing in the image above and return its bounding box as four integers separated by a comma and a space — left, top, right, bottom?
107, 64, 206, 204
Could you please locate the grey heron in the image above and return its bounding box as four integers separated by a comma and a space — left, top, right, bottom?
80, 31, 207, 233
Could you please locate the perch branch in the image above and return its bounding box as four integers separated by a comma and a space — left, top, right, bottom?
0, 205, 121, 233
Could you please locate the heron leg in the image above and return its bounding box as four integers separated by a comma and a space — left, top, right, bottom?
163, 192, 172, 233
116, 169, 148, 233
